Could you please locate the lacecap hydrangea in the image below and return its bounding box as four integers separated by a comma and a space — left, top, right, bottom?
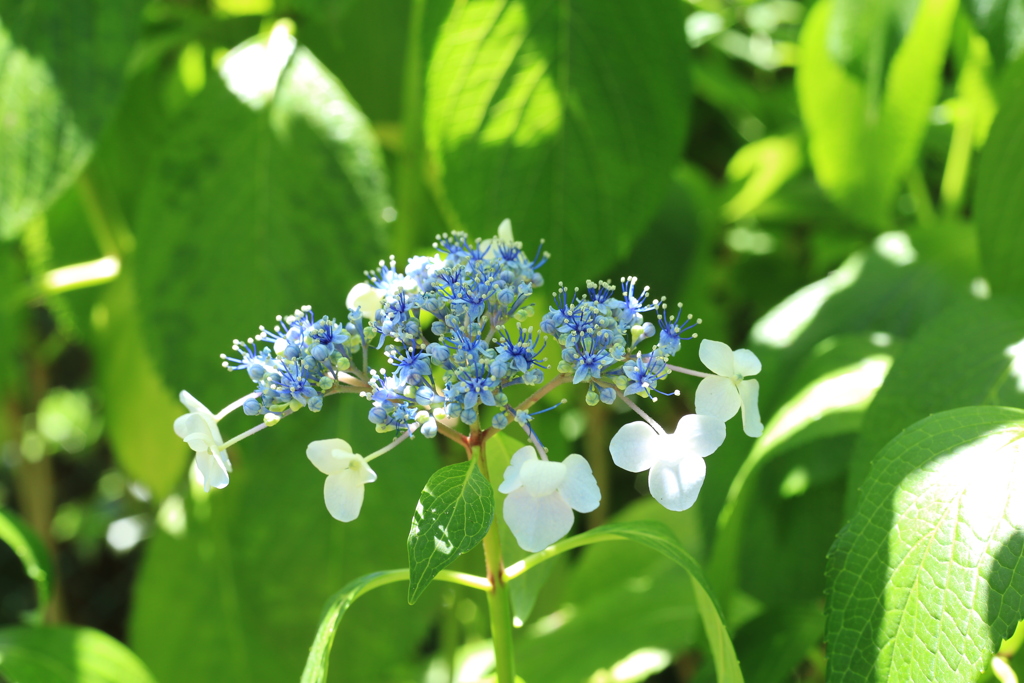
173, 220, 763, 551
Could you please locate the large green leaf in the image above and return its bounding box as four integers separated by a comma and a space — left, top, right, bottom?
423, 0, 689, 283
129, 402, 442, 683
975, 58, 1024, 300
0, 508, 53, 623
134, 34, 391, 407
407, 459, 494, 604
507, 521, 743, 683
0, 626, 157, 683
0, 0, 142, 238
826, 406, 1024, 682
95, 270, 190, 500
796, 0, 957, 227
846, 299, 1024, 512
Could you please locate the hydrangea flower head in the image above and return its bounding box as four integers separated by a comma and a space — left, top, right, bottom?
306, 438, 377, 522
694, 339, 763, 437
173, 390, 231, 491
609, 414, 726, 511
498, 446, 600, 551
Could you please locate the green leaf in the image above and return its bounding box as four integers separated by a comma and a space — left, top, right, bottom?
0, 626, 157, 683
300, 567, 490, 683
975, 58, 1024, 300
509, 521, 743, 683
134, 36, 391, 407
408, 459, 494, 604
796, 0, 957, 226
963, 0, 1024, 66
129, 402, 442, 683
94, 271, 191, 500
846, 299, 1024, 513
826, 406, 1024, 682
516, 499, 705, 683
0, 508, 53, 622
730, 603, 824, 683
708, 353, 893, 606
0, 0, 142, 238
423, 0, 690, 283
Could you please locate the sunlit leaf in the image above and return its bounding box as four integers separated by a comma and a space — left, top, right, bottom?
846, 299, 1024, 513
0, 0, 142, 238
796, 0, 957, 226
134, 33, 391, 408
407, 459, 494, 604
423, 0, 690, 283
0, 626, 157, 683
827, 406, 1024, 682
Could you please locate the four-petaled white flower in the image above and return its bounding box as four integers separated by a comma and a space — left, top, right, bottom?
306, 438, 377, 522
173, 390, 232, 491
695, 339, 763, 438
498, 446, 600, 552
609, 414, 726, 511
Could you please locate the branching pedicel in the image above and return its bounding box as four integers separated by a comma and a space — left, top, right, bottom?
173, 220, 764, 552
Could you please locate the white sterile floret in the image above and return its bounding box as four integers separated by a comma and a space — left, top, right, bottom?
173, 390, 231, 491
498, 446, 600, 552
609, 414, 727, 511
346, 282, 385, 316
306, 438, 377, 522
694, 339, 764, 438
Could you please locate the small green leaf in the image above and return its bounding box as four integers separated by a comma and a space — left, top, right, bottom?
0, 508, 53, 622
827, 406, 1024, 682
408, 459, 494, 604
0, 0, 142, 238
509, 521, 743, 683
975, 58, 1024, 300
423, 0, 689, 283
0, 626, 157, 683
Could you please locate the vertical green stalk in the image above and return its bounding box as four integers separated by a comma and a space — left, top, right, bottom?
395, 0, 427, 261
475, 441, 516, 683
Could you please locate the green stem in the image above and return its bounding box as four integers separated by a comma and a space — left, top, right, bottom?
476, 440, 516, 683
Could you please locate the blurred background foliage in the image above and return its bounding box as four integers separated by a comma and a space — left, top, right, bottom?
1, 0, 1023, 681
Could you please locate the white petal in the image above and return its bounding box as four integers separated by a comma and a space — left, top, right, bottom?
196, 450, 230, 491
559, 454, 601, 513
738, 379, 764, 438
519, 459, 566, 497
306, 438, 356, 475
695, 376, 742, 421
324, 470, 368, 522
173, 412, 204, 440
672, 414, 727, 459
699, 339, 736, 377
503, 489, 574, 552
497, 218, 514, 243
648, 456, 706, 511
178, 390, 211, 416
609, 421, 663, 473
345, 282, 383, 313
732, 348, 762, 377
498, 446, 537, 494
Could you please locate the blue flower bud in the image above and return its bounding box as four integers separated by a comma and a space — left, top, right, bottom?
491, 412, 509, 430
